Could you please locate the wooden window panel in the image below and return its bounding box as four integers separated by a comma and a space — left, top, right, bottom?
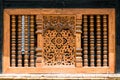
3, 9, 115, 73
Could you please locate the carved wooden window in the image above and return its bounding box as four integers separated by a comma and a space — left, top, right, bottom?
3, 9, 115, 73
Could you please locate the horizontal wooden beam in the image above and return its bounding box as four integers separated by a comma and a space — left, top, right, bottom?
4, 0, 116, 8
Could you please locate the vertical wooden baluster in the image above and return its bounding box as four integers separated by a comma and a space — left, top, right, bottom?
96, 15, 101, 66
36, 15, 43, 67
30, 15, 35, 67
24, 16, 29, 67
90, 15, 95, 67
83, 15, 88, 67
17, 15, 22, 67
11, 15, 16, 67
76, 16, 82, 67
103, 15, 108, 66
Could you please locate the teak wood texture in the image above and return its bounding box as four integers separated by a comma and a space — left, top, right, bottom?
3, 9, 115, 73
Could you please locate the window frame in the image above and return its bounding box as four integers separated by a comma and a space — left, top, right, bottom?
3, 8, 115, 73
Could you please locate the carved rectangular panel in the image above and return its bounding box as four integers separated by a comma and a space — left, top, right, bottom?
43, 15, 75, 66
3, 9, 115, 73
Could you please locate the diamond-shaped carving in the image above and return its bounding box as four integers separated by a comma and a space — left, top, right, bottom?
51, 33, 67, 49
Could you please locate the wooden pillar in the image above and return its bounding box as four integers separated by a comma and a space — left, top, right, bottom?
36, 15, 43, 67
76, 16, 82, 67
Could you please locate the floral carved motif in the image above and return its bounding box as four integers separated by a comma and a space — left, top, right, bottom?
43, 15, 76, 66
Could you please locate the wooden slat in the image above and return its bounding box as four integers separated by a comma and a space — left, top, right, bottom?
83, 15, 88, 67
96, 15, 101, 67
30, 15, 35, 67
11, 15, 16, 67
103, 15, 108, 66
24, 16, 29, 67
90, 15, 95, 67
17, 15, 22, 67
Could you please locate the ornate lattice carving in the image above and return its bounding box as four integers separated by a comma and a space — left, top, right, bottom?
43, 15, 75, 36
43, 15, 76, 66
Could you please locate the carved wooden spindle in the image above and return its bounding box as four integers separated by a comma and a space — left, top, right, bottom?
11, 15, 16, 67
76, 17, 82, 67
83, 15, 88, 67
96, 15, 101, 66
30, 15, 35, 67
17, 15, 22, 67
90, 15, 95, 67
103, 15, 108, 66
24, 16, 29, 67
36, 15, 43, 67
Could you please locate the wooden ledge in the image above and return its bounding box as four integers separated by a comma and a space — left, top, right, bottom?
0, 74, 120, 79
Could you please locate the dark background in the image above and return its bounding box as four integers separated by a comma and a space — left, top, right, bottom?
0, 0, 120, 73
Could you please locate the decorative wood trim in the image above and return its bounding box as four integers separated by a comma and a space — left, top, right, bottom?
3, 8, 115, 73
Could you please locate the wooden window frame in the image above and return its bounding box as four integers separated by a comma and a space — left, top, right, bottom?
3, 8, 115, 73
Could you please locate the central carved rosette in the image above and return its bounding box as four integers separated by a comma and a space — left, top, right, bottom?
43, 15, 76, 66
51, 32, 67, 49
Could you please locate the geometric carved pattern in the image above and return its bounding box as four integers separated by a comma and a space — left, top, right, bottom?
43, 15, 76, 66
43, 30, 75, 66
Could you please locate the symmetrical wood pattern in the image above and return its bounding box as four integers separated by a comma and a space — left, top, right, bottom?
10, 15, 36, 67
3, 9, 115, 73
82, 15, 109, 67
42, 15, 75, 66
